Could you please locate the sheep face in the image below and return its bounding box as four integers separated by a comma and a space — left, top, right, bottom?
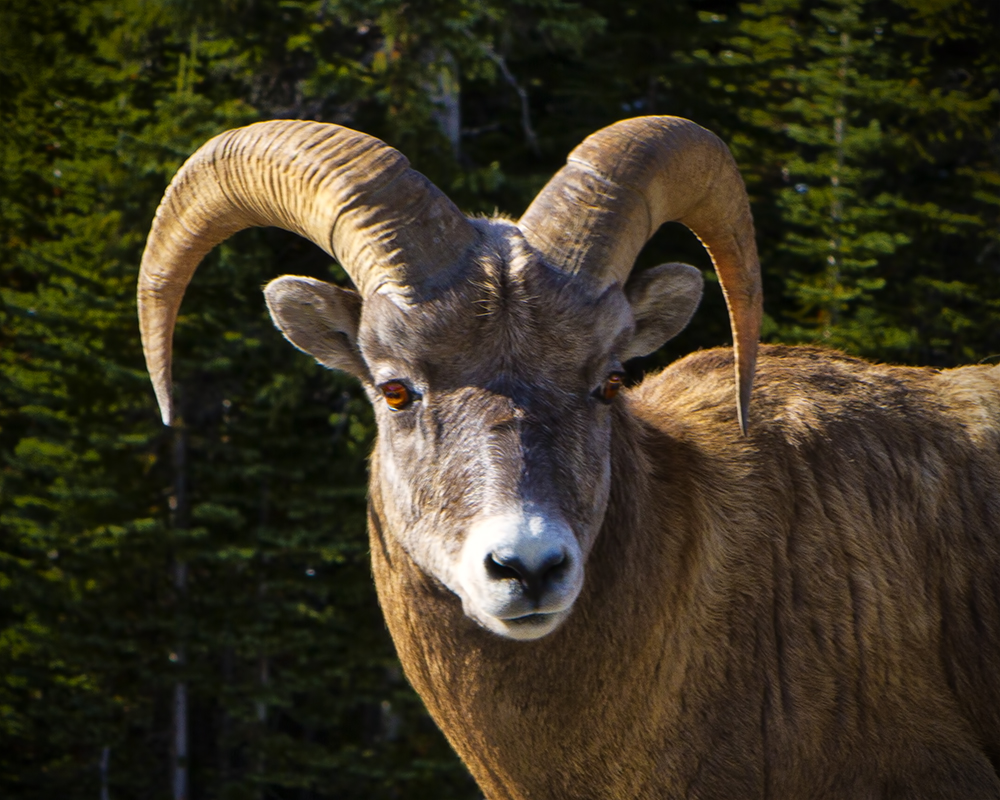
264, 221, 703, 640
139, 118, 749, 642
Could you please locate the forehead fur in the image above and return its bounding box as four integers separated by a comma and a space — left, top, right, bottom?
358, 217, 634, 385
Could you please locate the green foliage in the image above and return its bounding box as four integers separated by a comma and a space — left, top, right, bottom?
696, 0, 1000, 361
1, 0, 998, 797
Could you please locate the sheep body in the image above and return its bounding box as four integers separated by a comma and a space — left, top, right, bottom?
370, 345, 1000, 799
135, 115, 1000, 798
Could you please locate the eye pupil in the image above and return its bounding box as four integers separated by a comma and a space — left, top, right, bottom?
380, 381, 412, 410
601, 373, 625, 402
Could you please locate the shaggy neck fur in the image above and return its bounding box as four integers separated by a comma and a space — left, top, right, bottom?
368, 379, 768, 799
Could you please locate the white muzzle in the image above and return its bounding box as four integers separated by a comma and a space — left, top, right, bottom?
457, 508, 584, 640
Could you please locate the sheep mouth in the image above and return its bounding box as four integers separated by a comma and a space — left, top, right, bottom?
494, 610, 569, 640
508, 612, 552, 624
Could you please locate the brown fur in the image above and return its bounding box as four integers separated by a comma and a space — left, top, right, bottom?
369, 345, 1000, 799
146, 120, 999, 797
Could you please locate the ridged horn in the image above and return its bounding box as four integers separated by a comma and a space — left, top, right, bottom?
138, 120, 478, 426
518, 116, 762, 434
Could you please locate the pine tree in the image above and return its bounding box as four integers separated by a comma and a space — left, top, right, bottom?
694, 0, 1000, 362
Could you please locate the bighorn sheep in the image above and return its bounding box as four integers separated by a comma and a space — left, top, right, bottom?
138, 117, 1000, 798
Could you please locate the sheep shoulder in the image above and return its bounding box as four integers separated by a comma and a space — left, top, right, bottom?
634, 344, 1000, 442
626, 345, 1000, 791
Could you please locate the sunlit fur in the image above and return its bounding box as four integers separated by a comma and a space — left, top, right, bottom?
368, 329, 1000, 797
143, 115, 1000, 797
264, 218, 1000, 797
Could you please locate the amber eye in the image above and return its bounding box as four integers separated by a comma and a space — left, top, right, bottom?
380, 381, 413, 410
598, 372, 625, 403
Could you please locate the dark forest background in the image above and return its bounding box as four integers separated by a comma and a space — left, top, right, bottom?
1, 0, 998, 797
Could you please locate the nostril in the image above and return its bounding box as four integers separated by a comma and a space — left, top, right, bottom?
538, 551, 566, 581
485, 553, 525, 583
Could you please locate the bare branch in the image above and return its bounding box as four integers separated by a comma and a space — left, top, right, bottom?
474, 38, 541, 157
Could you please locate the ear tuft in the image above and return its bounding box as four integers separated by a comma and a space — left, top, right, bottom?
263, 276, 368, 379
621, 263, 704, 361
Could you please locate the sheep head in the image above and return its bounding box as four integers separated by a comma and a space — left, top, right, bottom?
138, 117, 761, 641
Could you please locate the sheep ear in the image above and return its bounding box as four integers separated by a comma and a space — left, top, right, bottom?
264, 276, 369, 379
621, 263, 704, 361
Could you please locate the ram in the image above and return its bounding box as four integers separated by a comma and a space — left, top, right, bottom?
138, 117, 1000, 798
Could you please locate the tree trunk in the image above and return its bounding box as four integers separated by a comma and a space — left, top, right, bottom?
99, 746, 110, 800
171, 426, 189, 800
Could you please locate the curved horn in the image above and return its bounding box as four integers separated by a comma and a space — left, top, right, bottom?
518, 116, 762, 434
138, 120, 477, 425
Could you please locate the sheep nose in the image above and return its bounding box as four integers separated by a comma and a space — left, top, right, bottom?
485, 549, 568, 604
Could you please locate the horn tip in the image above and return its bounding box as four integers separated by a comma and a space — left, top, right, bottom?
155, 389, 175, 426
738, 405, 750, 436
